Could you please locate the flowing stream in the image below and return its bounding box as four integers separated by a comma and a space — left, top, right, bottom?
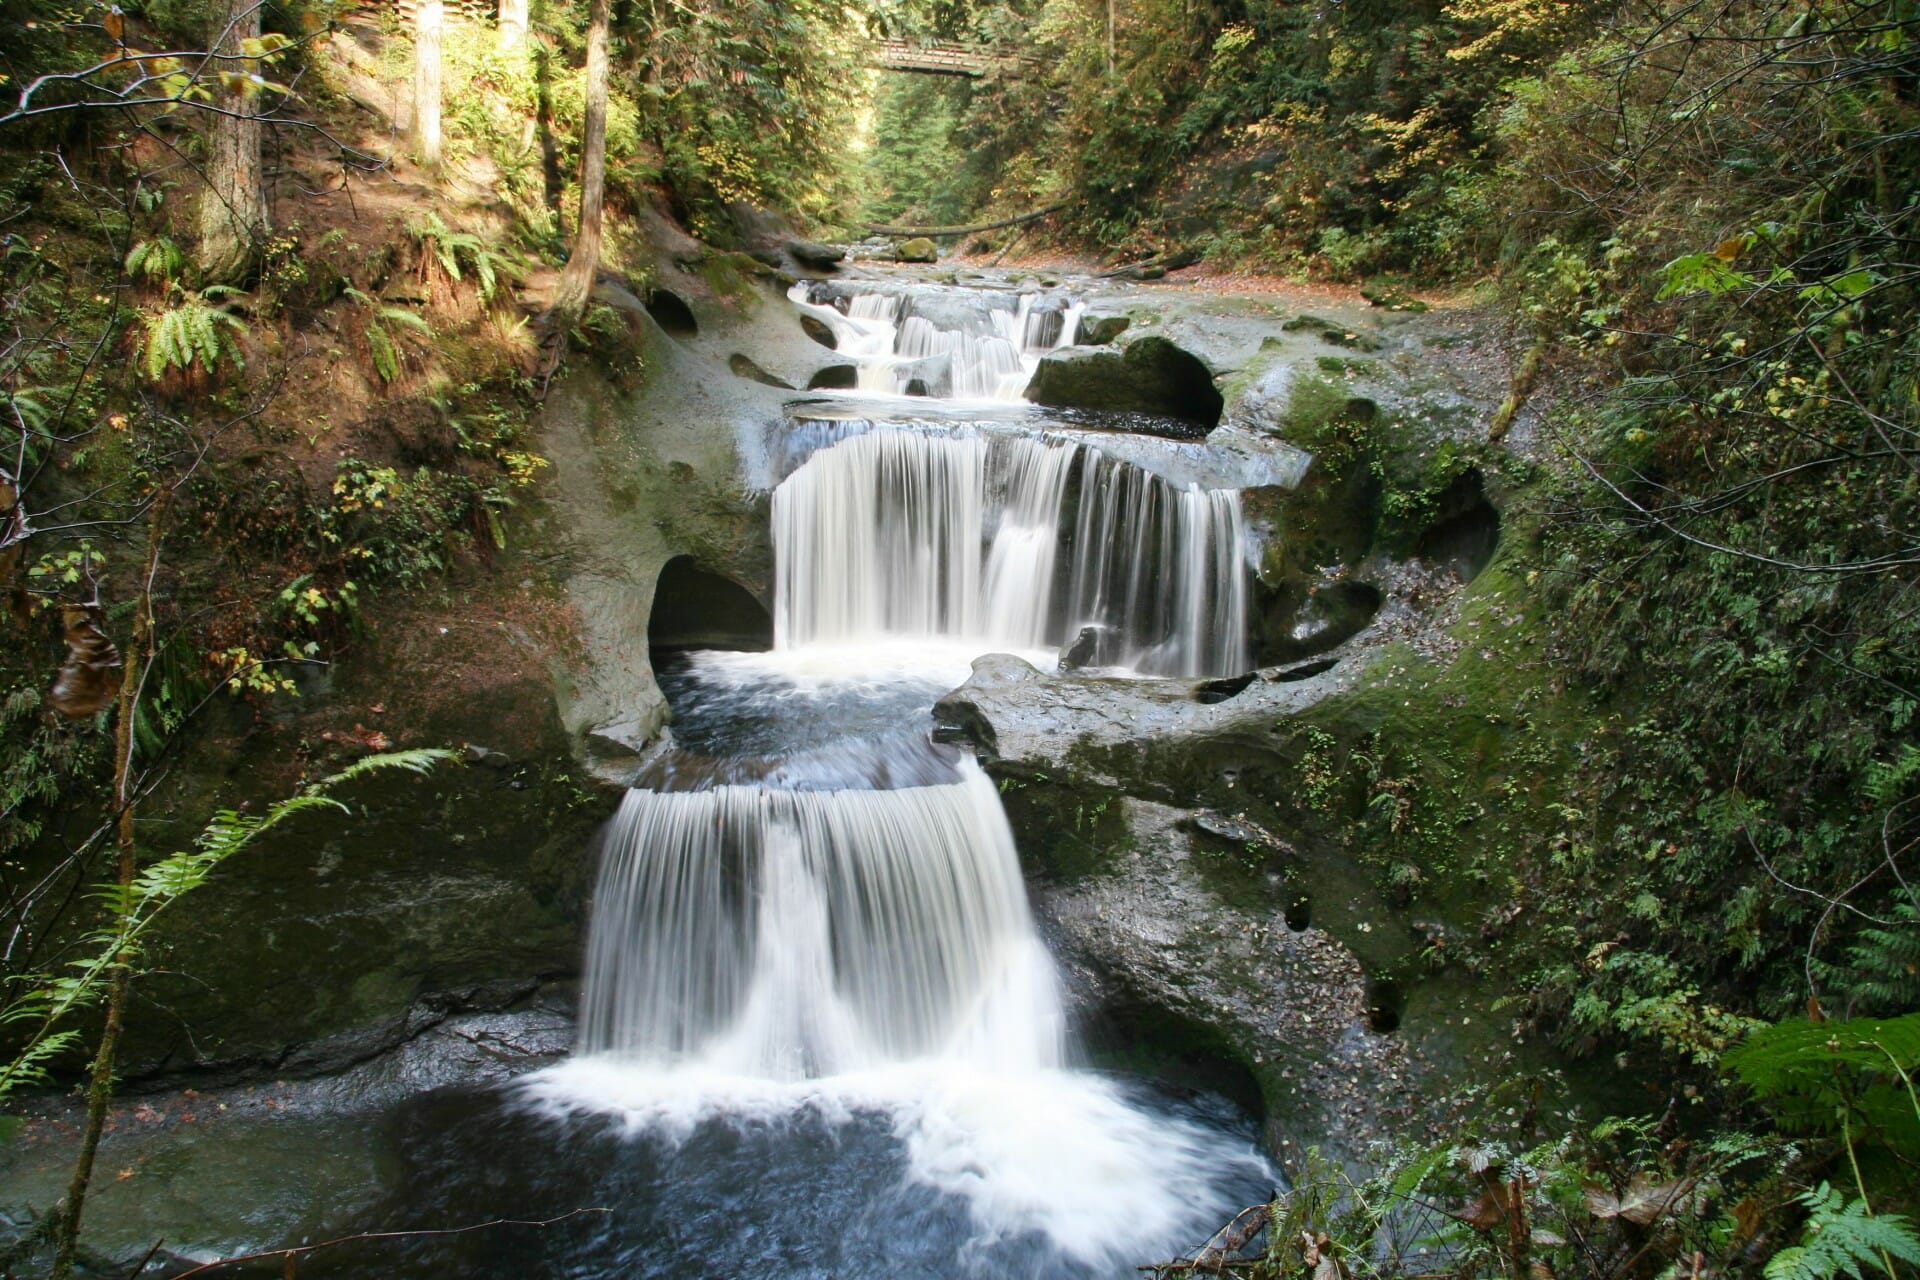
156, 277, 1278, 1280
502, 278, 1275, 1278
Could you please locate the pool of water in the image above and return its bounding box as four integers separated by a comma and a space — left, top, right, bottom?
289, 1070, 1271, 1279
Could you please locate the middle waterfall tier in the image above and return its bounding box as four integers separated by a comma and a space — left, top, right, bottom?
578, 759, 1064, 1079
773, 428, 1249, 678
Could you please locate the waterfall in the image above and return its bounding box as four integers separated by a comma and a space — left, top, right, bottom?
772, 430, 1079, 654
578, 759, 1063, 1077
787, 282, 1086, 402
528, 277, 1274, 1276
1065, 449, 1250, 677
773, 425, 1249, 678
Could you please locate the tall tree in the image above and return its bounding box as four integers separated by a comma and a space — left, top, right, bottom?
498, 0, 529, 51
413, 0, 445, 169
195, 0, 268, 283
550, 0, 608, 318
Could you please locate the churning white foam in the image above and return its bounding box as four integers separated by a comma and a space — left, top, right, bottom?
518, 1058, 1269, 1271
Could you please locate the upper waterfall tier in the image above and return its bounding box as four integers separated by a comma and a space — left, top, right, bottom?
789, 281, 1085, 402
772, 426, 1249, 678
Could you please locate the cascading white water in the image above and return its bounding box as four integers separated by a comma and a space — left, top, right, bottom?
773, 425, 1249, 678
1066, 448, 1250, 677
529, 755, 1266, 1272
772, 430, 1079, 655
578, 759, 1062, 1077
529, 278, 1273, 1276
787, 282, 1084, 402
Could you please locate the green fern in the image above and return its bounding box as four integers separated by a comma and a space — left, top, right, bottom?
123, 236, 183, 288
1847, 901, 1920, 1015
1727, 1015, 1920, 1159
3, 386, 56, 459
139, 286, 248, 380
406, 212, 520, 304
1765, 1184, 1920, 1280
344, 287, 432, 382
1864, 746, 1920, 807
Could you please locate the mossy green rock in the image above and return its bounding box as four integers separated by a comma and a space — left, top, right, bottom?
1023, 336, 1224, 426
895, 237, 939, 263
1074, 312, 1131, 345
122, 660, 619, 1081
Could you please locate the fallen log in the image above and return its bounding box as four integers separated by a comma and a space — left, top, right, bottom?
1097, 247, 1202, 280
866, 202, 1068, 239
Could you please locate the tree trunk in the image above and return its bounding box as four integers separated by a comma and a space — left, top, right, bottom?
497, 0, 528, 52
866, 203, 1068, 237
49, 522, 159, 1280
550, 0, 608, 319
413, 0, 445, 169
195, 0, 267, 284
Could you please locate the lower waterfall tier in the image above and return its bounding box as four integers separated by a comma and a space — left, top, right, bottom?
577, 760, 1063, 1076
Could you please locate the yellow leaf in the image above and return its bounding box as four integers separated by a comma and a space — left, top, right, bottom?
1713, 237, 1744, 262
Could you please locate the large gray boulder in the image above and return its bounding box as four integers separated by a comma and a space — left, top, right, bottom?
1024, 335, 1225, 426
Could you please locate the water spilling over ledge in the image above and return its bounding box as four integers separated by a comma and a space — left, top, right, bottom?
576, 760, 1058, 1073
773, 425, 1248, 678
523, 272, 1278, 1276
788, 279, 1085, 401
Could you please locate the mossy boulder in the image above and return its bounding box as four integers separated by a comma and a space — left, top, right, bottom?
122, 628, 620, 1082
1023, 336, 1224, 427
1074, 312, 1131, 345
894, 237, 939, 263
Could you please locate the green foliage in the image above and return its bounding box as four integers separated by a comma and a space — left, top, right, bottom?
406, 213, 519, 305
637, 0, 871, 233
859, 74, 970, 227
343, 286, 432, 383
1500, 0, 1920, 1065
138, 285, 247, 381
325, 458, 479, 588
123, 236, 184, 289
1727, 1016, 1920, 1163
1765, 1185, 1920, 1280
1845, 903, 1920, 1016
1153, 1082, 1794, 1280
0, 749, 453, 1099
869, 0, 1600, 267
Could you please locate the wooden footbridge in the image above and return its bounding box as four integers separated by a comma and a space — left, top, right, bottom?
873, 38, 1040, 79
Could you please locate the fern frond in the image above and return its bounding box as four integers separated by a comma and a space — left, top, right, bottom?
1729, 1015, 1920, 1156
366, 322, 398, 382
1764, 1184, 1920, 1280
1865, 746, 1920, 806
378, 306, 431, 332
0, 1027, 81, 1094
315, 747, 455, 790
0, 749, 450, 1103
4, 387, 54, 432
1848, 902, 1920, 1015
124, 236, 183, 286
